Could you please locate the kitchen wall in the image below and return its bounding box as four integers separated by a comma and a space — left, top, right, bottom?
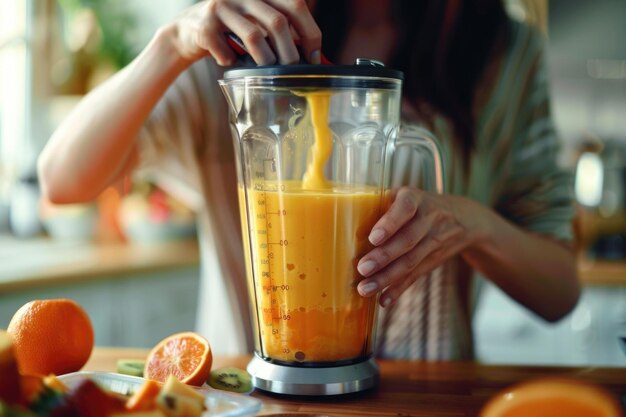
548, 0, 626, 149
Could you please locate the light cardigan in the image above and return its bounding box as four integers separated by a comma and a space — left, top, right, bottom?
137, 20, 574, 359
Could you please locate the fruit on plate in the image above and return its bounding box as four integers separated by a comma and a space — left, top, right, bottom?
20, 374, 49, 406
126, 380, 161, 412
1, 372, 208, 417
111, 411, 166, 417
67, 379, 127, 417
155, 376, 205, 417
0, 325, 214, 417
26, 375, 68, 415
0, 373, 68, 416
0, 401, 38, 417
144, 332, 212, 386
207, 367, 253, 394
117, 359, 146, 377
0, 330, 21, 405
7, 299, 94, 376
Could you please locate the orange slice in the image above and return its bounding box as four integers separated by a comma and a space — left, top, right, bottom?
144, 332, 212, 386
126, 379, 161, 411
480, 377, 623, 417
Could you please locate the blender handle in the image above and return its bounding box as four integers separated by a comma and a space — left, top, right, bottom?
386, 125, 446, 195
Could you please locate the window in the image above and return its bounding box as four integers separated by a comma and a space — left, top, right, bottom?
0, 1, 30, 202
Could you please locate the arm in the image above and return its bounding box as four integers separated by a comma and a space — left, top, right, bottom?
356, 26, 579, 322
39, 0, 322, 203
462, 204, 578, 322
38, 27, 188, 203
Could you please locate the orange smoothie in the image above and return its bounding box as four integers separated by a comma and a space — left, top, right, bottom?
241, 182, 382, 363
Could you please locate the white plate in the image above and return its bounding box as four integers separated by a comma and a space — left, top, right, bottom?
58, 371, 261, 417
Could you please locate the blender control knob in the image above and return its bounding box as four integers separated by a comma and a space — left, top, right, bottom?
355, 58, 385, 67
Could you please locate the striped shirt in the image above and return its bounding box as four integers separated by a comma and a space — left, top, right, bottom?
137, 19, 574, 359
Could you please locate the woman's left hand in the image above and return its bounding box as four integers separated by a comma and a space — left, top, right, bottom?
356, 186, 489, 307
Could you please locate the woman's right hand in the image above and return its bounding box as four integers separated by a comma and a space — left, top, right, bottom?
167, 0, 322, 66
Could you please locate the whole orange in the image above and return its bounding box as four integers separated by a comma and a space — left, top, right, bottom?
7, 299, 94, 376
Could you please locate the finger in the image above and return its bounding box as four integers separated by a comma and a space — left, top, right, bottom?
410, 234, 466, 278
368, 187, 422, 246
195, 10, 236, 65
375, 229, 466, 305
379, 273, 421, 308
357, 224, 463, 297
264, 0, 323, 63
242, 1, 299, 64
357, 211, 434, 277
357, 237, 438, 297
378, 235, 463, 307
215, 4, 276, 65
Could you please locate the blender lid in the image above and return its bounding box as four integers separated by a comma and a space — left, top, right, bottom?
223, 58, 403, 81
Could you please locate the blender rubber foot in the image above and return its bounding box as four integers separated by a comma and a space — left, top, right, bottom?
247, 354, 379, 396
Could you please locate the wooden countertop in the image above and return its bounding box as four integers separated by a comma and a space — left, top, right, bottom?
0, 237, 199, 292
85, 348, 626, 416
578, 257, 626, 286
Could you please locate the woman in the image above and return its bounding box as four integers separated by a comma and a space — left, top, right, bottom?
38, 0, 579, 359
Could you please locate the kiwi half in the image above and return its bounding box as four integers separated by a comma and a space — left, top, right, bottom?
116, 359, 145, 377
207, 367, 253, 394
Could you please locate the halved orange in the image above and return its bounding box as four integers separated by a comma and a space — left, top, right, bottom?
144, 332, 212, 387
480, 377, 623, 417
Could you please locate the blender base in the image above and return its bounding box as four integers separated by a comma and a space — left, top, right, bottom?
247, 355, 379, 396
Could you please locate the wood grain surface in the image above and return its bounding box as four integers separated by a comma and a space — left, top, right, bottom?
85, 347, 626, 416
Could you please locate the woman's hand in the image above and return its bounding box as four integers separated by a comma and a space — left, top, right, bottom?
356, 187, 489, 307
165, 0, 322, 66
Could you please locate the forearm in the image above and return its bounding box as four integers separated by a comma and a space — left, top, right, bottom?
463, 204, 579, 322
38, 25, 190, 203
39, 0, 325, 203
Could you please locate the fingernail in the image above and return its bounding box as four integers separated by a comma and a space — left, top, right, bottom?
369, 229, 385, 245
357, 260, 377, 277
310, 49, 321, 64
358, 281, 379, 296
381, 297, 392, 308
258, 48, 276, 66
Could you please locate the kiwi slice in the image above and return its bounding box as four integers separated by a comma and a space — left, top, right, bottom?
207, 367, 253, 394
116, 359, 145, 377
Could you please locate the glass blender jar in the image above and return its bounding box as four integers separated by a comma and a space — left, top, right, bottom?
220, 60, 444, 395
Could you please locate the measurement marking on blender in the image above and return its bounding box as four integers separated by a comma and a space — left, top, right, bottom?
259, 183, 282, 327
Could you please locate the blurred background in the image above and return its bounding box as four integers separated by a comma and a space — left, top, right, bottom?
0, 0, 624, 366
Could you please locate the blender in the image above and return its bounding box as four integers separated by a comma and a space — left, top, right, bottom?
219, 59, 444, 395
